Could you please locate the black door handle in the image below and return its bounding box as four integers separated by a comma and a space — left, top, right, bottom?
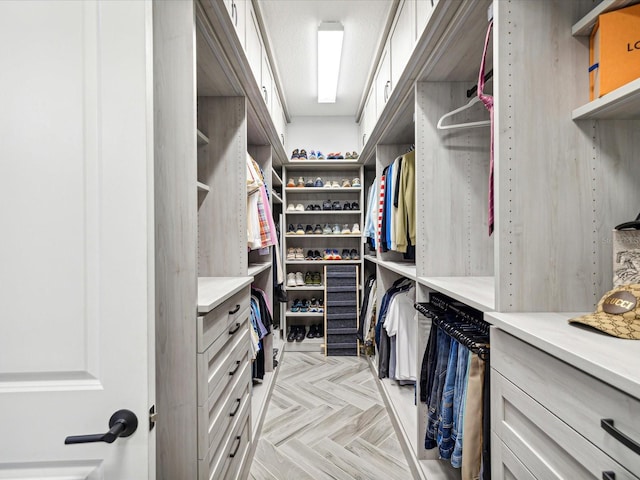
229, 435, 242, 458
228, 304, 240, 315
229, 322, 241, 335
65, 409, 138, 445
230, 398, 241, 417
602, 472, 615, 480
601, 418, 640, 455
229, 360, 241, 376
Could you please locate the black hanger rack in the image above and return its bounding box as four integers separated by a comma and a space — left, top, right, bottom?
466, 69, 493, 98
414, 294, 490, 360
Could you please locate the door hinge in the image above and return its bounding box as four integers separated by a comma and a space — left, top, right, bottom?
149, 405, 157, 431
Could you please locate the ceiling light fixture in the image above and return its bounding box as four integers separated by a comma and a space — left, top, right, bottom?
317, 21, 344, 103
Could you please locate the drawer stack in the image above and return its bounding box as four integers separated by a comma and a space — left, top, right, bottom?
491, 328, 640, 480
324, 265, 359, 356
196, 285, 252, 480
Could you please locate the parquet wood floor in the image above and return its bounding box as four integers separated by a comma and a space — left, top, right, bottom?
249, 352, 413, 480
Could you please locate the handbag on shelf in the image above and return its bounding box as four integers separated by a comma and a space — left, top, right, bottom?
613, 211, 640, 287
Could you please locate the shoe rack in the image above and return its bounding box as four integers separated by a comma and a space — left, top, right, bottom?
281, 161, 364, 352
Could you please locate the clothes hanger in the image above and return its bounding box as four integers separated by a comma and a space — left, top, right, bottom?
615, 211, 640, 230
436, 96, 491, 131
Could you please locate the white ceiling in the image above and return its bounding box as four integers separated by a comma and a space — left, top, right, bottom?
258, 0, 393, 118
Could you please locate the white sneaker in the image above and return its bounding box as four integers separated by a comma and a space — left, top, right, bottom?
295, 272, 305, 286
286, 204, 296, 212
295, 204, 305, 211
286, 272, 296, 287
352, 223, 361, 234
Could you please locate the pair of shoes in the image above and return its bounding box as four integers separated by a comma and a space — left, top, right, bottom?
322, 200, 332, 210
332, 224, 343, 234
291, 149, 308, 160
342, 179, 352, 188
286, 178, 295, 187
314, 177, 324, 187
307, 323, 324, 338
324, 181, 341, 188
304, 271, 322, 285
343, 201, 360, 210
327, 152, 344, 160
352, 178, 361, 187
341, 248, 359, 260
305, 250, 322, 260
323, 249, 343, 260
305, 178, 314, 187
305, 204, 321, 211
345, 151, 359, 159
316, 151, 325, 160
287, 325, 306, 342
287, 203, 304, 212
295, 176, 305, 187
286, 272, 306, 287
308, 150, 317, 160
286, 247, 304, 259
287, 224, 305, 235
322, 224, 332, 234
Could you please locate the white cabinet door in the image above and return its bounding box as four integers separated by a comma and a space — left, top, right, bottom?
246, 2, 262, 86
390, 0, 416, 91
231, 0, 247, 48
375, 45, 391, 119
0, 1, 153, 478
261, 52, 273, 113
362, 87, 375, 147
272, 90, 286, 146
416, 0, 436, 39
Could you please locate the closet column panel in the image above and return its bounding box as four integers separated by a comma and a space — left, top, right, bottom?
198, 96, 248, 276
415, 81, 493, 277
153, 1, 197, 478
494, 1, 640, 312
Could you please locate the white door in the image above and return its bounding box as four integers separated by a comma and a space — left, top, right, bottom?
0, 1, 154, 479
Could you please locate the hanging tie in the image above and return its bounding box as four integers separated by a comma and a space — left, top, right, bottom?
477, 20, 494, 236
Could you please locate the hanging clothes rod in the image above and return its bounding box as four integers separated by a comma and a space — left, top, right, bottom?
466, 69, 493, 98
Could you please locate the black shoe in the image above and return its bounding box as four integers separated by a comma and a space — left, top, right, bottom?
332, 201, 342, 210
305, 225, 313, 234
323, 199, 332, 210
287, 223, 295, 234
307, 325, 316, 339
313, 204, 321, 211
351, 202, 359, 210
305, 204, 314, 211
314, 250, 321, 260
295, 326, 306, 342
315, 323, 324, 338
343, 202, 351, 210
287, 326, 297, 342
350, 248, 360, 260
342, 249, 351, 260
306, 250, 314, 260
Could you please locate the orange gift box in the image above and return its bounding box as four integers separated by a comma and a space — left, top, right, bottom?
590, 3, 640, 100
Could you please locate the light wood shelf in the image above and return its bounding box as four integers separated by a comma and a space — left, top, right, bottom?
271, 167, 283, 186
285, 285, 325, 291
417, 276, 495, 313
248, 262, 271, 277
571, 0, 638, 36
285, 234, 362, 238
285, 187, 362, 193
285, 311, 324, 317
285, 260, 362, 265
196, 181, 210, 192
572, 77, 640, 119
286, 160, 362, 170
197, 129, 209, 146
284, 210, 362, 215
376, 258, 417, 280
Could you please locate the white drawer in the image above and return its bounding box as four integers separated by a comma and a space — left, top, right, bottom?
220, 415, 251, 480
199, 390, 251, 480
197, 358, 251, 459
492, 368, 638, 480
492, 328, 640, 476
197, 325, 250, 406
197, 287, 251, 353
491, 432, 537, 480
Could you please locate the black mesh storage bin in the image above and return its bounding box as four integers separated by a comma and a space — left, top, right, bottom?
324, 265, 358, 356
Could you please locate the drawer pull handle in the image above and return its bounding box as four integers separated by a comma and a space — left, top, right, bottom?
230, 398, 241, 417
602, 472, 616, 480
229, 304, 241, 315
229, 360, 241, 376
229, 322, 241, 335
229, 434, 241, 458
601, 419, 640, 455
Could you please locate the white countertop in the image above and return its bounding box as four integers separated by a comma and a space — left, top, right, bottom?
197, 276, 253, 314
487, 311, 640, 400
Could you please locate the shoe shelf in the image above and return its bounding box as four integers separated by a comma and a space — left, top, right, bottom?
285, 187, 362, 193
285, 285, 325, 291
285, 260, 362, 265
285, 311, 324, 317
196, 129, 209, 146
287, 160, 360, 170
285, 210, 362, 215
285, 234, 362, 238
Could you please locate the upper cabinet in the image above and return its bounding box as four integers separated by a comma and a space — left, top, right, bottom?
374, 45, 391, 119
261, 52, 273, 113
246, 1, 263, 86
272, 90, 286, 146
416, 0, 437, 39
390, 0, 416, 92
224, 0, 246, 48
360, 88, 375, 149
